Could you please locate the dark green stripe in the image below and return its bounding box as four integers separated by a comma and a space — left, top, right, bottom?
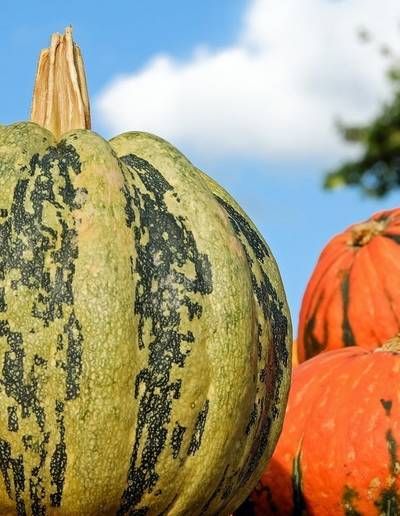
0, 439, 26, 515
187, 400, 209, 456
0, 287, 6, 312
292, 451, 306, 515
63, 311, 83, 401
117, 154, 213, 514
214, 195, 289, 488
49, 400, 67, 507
380, 399, 393, 416
170, 422, 186, 459
386, 429, 398, 476
375, 487, 400, 516
373, 430, 400, 515
303, 295, 327, 359
245, 403, 258, 435
7, 406, 18, 432
342, 485, 361, 516
0, 140, 84, 512
341, 271, 356, 347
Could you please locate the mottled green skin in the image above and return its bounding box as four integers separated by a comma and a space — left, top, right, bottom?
0, 123, 292, 515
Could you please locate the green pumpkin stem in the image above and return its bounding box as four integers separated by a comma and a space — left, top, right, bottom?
30, 26, 91, 138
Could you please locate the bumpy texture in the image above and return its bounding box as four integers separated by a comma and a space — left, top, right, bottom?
0, 123, 291, 515
298, 208, 400, 362
238, 346, 400, 515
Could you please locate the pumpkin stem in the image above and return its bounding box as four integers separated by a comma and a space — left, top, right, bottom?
376, 334, 400, 353
348, 219, 387, 247
30, 26, 91, 138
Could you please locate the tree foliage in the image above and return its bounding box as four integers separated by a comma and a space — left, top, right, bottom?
324, 30, 400, 197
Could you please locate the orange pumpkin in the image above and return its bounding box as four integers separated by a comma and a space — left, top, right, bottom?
292, 339, 298, 367
237, 341, 400, 515
298, 208, 400, 362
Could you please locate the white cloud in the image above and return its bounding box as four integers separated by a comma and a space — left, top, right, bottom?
95, 0, 400, 162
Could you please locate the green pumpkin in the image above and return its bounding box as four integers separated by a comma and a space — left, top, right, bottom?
0, 28, 291, 516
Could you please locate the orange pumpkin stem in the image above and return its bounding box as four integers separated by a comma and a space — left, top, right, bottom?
30, 26, 91, 138
348, 219, 387, 247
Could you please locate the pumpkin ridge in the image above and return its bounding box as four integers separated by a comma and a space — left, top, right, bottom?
213, 195, 289, 486
198, 169, 291, 506
109, 130, 291, 514
302, 307, 326, 358
320, 349, 393, 507
298, 208, 400, 360
116, 153, 214, 514
351, 243, 389, 345
292, 350, 360, 500
372, 237, 400, 331
365, 243, 400, 334
301, 250, 353, 360
0, 129, 85, 511
303, 269, 342, 359
308, 244, 350, 289
199, 463, 230, 514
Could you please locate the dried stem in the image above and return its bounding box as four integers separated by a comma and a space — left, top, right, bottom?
31, 26, 91, 138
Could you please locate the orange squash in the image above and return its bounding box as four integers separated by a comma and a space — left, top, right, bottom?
237, 341, 400, 515
298, 208, 400, 362
292, 339, 298, 367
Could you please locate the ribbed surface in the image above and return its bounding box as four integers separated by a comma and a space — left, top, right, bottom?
0, 123, 291, 515
298, 208, 400, 362
243, 346, 400, 515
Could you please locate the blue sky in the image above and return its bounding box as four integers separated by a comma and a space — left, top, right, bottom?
1, 0, 399, 332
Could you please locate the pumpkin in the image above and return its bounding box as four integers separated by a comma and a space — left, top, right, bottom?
237, 340, 400, 515
298, 208, 400, 362
0, 28, 292, 514
291, 339, 298, 367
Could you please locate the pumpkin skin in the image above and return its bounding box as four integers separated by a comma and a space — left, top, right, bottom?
0, 122, 291, 515
238, 345, 400, 515
291, 339, 298, 367
298, 208, 400, 362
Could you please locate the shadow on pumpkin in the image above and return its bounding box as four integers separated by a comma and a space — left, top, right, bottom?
234, 456, 310, 516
